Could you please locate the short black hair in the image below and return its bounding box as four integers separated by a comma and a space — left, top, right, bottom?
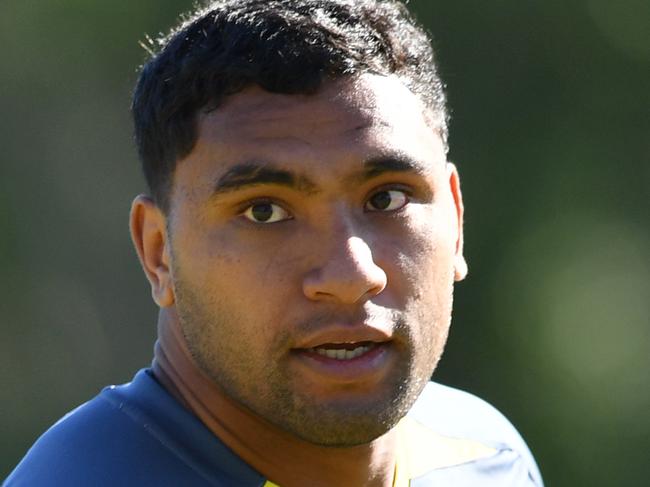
132, 0, 448, 212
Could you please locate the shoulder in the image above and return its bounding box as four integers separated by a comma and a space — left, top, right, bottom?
401, 382, 544, 487
409, 381, 534, 451
3, 370, 261, 487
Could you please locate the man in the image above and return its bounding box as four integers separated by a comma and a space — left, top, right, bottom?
5, 0, 543, 485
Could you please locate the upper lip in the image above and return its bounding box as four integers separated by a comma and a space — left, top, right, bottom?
292, 323, 394, 349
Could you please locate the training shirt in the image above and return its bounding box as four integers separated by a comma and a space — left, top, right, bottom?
4, 369, 543, 486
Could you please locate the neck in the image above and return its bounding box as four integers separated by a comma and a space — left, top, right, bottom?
152, 309, 397, 487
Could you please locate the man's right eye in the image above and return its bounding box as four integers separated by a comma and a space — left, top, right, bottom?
242, 202, 292, 223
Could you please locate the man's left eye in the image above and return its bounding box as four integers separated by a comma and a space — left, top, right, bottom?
365, 189, 409, 212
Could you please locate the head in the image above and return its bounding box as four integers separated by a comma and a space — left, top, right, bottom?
130, 0, 467, 447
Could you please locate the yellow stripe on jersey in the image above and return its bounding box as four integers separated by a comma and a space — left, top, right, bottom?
395, 416, 497, 482
263, 417, 496, 487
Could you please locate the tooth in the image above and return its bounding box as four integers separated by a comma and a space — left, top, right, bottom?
312, 343, 377, 360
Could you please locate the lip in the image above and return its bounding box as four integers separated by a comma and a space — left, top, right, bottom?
290, 341, 394, 385
292, 323, 394, 349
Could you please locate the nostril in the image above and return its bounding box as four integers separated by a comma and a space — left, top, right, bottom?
302, 237, 387, 304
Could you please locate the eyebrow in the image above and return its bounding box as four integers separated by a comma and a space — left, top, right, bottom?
210, 154, 426, 198
356, 155, 427, 183
211, 162, 318, 197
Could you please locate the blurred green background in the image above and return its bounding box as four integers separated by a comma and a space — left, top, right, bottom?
1, 0, 648, 484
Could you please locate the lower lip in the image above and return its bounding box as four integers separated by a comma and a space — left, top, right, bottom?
290, 343, 393, 384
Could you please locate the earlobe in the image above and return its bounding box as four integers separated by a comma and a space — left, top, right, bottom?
447, 163, 468, 282
454, 255, 468, 281
129, 195, 175, 307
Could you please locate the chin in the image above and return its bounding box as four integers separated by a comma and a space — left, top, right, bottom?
269, 379, 426, 447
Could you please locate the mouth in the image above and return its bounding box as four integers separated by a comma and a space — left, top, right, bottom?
288, 320, 396, 384
290, 339, 393, 385
307, 341, 378, 361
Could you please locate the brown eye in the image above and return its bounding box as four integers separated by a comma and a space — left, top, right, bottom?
365, 190, 409, 212
243, 202, 291, 223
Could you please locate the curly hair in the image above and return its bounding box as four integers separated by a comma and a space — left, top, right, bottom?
132, 0, 448, 211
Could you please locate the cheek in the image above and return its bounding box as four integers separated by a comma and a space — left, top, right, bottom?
379, 211, 456, 299
390, 224, 455, 360
200, 228, 299, 318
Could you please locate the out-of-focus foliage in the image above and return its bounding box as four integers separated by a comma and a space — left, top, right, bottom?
1, 1, 648, 485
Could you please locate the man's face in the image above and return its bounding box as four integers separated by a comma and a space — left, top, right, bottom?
166, 74, 465, 446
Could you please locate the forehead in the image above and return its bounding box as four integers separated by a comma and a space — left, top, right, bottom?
179, 74, 445, 188
207, 75, 427, 128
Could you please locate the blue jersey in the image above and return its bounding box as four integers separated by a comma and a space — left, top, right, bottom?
4, 369, 543, 486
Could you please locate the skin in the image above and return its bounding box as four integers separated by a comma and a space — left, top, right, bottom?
130, 73, 466, 486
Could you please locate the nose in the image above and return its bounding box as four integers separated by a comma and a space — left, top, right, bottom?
302, 235, 387, 304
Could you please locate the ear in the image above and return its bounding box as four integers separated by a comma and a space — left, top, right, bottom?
129, 195, 175, 307
447, 163, 468, 281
